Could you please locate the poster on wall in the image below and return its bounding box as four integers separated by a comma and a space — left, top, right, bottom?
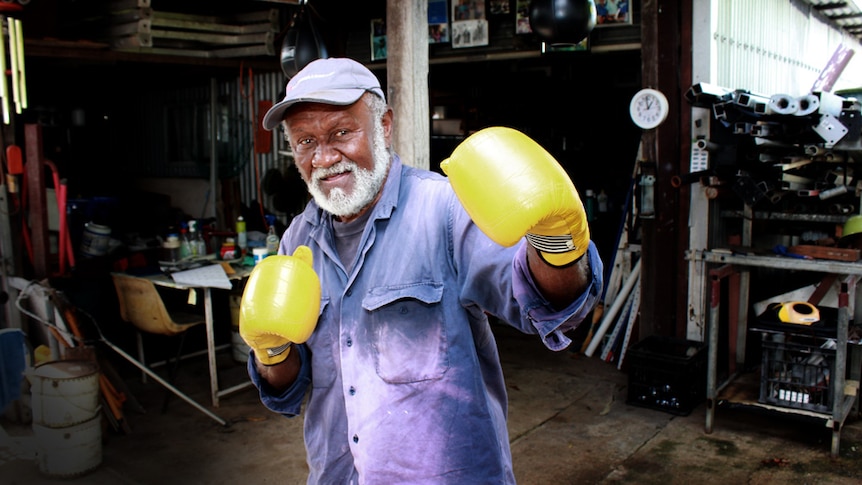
515, 0, 532, 34
371, 18, 387, 60
428, 0, 450, 43
489, 0, 510, 14
596, 0, 632, 26
451, 0, 489, 48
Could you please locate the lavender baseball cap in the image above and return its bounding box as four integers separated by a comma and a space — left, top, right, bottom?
262, 58, 385, 130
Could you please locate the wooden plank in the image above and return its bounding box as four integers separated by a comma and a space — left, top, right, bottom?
789, 245, 860, 262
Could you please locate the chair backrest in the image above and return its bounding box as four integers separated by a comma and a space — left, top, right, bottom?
111, 274, 203, 336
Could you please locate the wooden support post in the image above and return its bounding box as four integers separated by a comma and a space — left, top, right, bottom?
25, 123, 48, 279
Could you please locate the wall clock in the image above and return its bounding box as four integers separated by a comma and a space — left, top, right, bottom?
629, 88, 669, 130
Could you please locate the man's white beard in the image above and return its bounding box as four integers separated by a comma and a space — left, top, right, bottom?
306, 123, 390, 218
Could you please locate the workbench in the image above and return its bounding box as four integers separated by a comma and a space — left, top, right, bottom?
688, 248, 862, 458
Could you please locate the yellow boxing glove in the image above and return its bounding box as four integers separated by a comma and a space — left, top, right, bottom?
440, 127, 589, 267
239, 246, 321, 365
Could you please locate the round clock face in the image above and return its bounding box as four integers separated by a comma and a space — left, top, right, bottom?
629, 88, 669, 129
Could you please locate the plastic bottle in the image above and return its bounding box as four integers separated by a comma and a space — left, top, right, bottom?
162, 234, 181, 262
179, 223, 192, 259
265, 215, 279, 255
188, 220, 206, 256
194, 221, 208, 256
236, 216, 248, 256
584, 189, 597, 222
597, 189, 609, 214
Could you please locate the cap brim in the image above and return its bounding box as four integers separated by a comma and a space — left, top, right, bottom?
262, 88, 368, 130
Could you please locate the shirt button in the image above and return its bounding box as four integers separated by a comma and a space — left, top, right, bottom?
346, 289, 352, 297
349, 386, 356, 395
346, 337, 353, 347
353, 434, 359, 443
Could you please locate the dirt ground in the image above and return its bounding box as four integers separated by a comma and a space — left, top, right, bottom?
3, 324, 862, 484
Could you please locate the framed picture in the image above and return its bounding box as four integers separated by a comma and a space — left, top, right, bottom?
515, 0, 532, 34
428, 0, 450, 44
596, 0, 632, 26
489, 0, 510, 15
371, 18, 387, 61
452, 0, 486, 21
451, 0, 489, 48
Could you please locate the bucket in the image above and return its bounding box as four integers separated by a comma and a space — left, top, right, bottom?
34, 413, 102, 478
80, 222, 111, 257
229, 293, 250, 363
28, 360, 100, 427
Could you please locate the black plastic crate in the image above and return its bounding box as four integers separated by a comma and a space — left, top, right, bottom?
759, 333, 836, 413
626, 335, 707, 416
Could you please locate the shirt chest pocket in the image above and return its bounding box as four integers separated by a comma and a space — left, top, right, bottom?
363, 282, 449, 384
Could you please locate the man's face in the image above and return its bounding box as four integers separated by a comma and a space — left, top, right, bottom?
284, 96, 392, 222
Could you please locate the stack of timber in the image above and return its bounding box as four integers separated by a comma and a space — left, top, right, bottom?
82, 0, 281, 58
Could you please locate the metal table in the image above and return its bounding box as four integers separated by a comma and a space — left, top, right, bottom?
146, 262, 255, 408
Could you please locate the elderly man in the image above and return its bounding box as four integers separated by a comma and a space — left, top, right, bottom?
240, 57, 602, 484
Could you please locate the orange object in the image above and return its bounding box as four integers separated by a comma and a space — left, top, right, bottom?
256, 100, 273, 153
6, 145, 22, 174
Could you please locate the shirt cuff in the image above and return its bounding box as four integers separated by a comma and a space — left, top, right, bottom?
514, 240, 604, 351
247, 343, 312, 417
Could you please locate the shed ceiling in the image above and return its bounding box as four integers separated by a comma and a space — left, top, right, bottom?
804, 0, 862, 42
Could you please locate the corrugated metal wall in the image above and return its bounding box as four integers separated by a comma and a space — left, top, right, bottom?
134, 69, 294, 224
232, 70, 294, 223
712, 0, 862, 95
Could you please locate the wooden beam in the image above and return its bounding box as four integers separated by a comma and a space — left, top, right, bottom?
639, 0, 686, 338
386, 0, 430, 170
25, 124, 49, 279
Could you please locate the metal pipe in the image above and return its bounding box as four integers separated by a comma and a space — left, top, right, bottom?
100, 338, 229, 427
585, 259, 641, 357
695, 139, 720, 151
795, 93, 819, 116
0, 16, 8, 123
819, 185, 848, 200
210, 77, 217, 222
14, 18, 25, 109
7, 17, 18, 114
765, 94, 797, 115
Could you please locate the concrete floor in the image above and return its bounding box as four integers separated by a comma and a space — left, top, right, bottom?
3, 324, 862, 484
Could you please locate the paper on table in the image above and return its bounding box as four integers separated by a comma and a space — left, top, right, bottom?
170, 264, 233, 290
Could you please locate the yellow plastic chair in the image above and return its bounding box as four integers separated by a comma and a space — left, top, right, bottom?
109, 273, 227, 426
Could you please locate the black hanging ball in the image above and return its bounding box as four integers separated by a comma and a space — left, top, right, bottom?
280, 8, 329, 79
529, 0, 597, 45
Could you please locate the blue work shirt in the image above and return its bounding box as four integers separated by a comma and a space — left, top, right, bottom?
249, 155, 603, 484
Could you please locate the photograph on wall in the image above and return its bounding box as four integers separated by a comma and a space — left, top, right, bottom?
515, 0, 532, 34
370, 18, 387, 60
452, 0, 486, 21
428, 0, 450, 44
489, 0, 510, 15
596, 0, 632, 26
451, 0, 489, 48
452, 19, 489, 48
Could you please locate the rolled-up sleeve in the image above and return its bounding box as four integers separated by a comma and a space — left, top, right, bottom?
247, 343, 313, 417
512, 241, 604, 351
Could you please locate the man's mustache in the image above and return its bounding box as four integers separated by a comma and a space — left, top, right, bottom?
312, 161, 356, 183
